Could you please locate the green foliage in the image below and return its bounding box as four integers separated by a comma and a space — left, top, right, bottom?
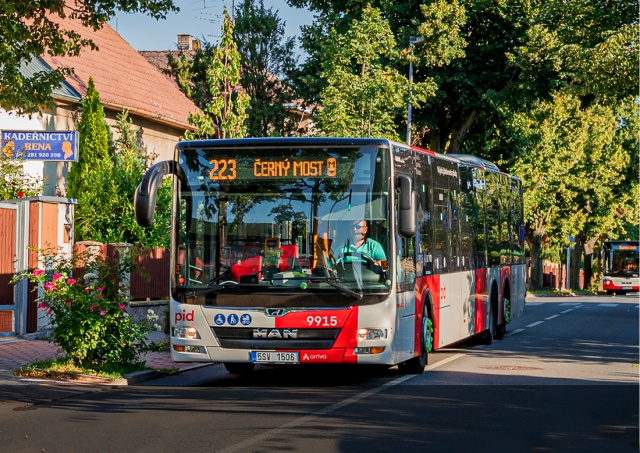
67, 77, 110, 200
0, 154, 44, 200
0, 0, 178, 115
234, 0, 298, 137
11, 249, 160, 368
509, 93, 638, 287
73, 110, 171, 247
314, 5, 434, 139
68, 78, 170, 246
184, 7, 250, 140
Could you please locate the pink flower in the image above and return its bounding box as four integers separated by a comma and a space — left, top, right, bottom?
66, 278, 76, 285
97, 287, 104, 292
100, 310, 106, 316
90, 304, 98, 311
118, 305, 125, 310
37, 302, 48, 309
66, 301, 72, 306
31, 269, 44, 276
44, 282, 55, 291
85, 288, 91, 294
17, 190, 24, 198
46, 309, 52, 315
52, 273, 61, 280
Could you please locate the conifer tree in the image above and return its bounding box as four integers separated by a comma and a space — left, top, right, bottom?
67, 77, 110, 199
185, 7, 250, 139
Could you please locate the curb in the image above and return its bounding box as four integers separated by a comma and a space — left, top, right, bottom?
120, 362, 213, 385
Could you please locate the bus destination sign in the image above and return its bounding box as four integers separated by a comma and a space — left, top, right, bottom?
208, 157, 338, 180
1, 130, 79, 162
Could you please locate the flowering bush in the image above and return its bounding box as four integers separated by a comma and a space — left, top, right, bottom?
13, 251, 157, 368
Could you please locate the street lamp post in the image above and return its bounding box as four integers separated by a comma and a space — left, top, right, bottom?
407, 36, 424, 146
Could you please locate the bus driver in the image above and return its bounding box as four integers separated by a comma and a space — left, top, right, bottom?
339, 220, 386, 265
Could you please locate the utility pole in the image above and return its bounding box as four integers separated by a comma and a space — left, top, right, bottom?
406, 36, 424, 146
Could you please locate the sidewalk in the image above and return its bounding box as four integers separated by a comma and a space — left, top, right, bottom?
0, 332, 207, 407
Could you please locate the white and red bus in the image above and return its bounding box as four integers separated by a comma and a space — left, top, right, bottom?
135, 138, 526, 374
601, 240, 639, 294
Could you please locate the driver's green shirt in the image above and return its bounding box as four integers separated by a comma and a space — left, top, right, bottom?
340, 238, 386, 263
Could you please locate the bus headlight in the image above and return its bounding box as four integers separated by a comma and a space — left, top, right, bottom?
174, 326, 199, 339
357, 328, 387, 341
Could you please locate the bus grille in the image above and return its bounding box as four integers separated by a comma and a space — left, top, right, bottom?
211, 327, 340, 350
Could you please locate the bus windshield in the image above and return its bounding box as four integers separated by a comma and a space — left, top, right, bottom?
173, 144, 392, 305
603, 241, 639, 277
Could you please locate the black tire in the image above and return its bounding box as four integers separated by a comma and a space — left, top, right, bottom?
224, 362, 255, 375
398, 304, 431, 375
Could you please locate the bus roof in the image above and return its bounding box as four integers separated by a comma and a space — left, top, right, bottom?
177, 137, 513, 179
177, 137, 392, 150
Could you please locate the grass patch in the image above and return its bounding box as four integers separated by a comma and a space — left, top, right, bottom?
12, 357, 148, 381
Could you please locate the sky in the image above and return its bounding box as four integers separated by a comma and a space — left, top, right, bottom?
109, 0, 314, 56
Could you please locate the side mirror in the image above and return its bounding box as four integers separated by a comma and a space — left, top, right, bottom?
134, 161, 174, 227
397, 174, 417, 238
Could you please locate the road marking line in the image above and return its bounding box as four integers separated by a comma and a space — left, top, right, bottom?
216, 355, 464, 453
505, 328, 524, 337
560, 309, 574, 314
597, 303, 619, 308
559, 303, 582, 306
526, 321, 544, 327
545, 314, 560, 320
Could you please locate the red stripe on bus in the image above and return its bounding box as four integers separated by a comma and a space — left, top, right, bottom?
475, 268, 488, 333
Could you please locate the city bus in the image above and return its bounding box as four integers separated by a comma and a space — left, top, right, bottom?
601, 240, 639, 294
134, 137, 526, 374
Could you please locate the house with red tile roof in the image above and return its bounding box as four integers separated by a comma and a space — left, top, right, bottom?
0, 10, 201, 196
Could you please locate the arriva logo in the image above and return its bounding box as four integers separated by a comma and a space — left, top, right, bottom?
175, 309, 195, 323
303, 353, 328, 360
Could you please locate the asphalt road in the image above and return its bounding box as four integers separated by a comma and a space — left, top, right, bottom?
0, 294, 637, 452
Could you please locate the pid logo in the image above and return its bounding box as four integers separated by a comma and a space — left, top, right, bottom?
175, 309, 195, 323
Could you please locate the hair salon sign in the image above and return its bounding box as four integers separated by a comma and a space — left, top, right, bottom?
1, 130, 78, 161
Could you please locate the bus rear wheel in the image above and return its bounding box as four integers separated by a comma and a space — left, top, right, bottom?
398, 304, 431, 375
224, 362, 255, 375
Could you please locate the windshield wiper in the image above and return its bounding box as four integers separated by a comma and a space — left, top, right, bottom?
308, 276, 363, 300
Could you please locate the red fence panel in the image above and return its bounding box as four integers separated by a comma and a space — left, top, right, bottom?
131, 248, 170, 300
73, 244, 169, 301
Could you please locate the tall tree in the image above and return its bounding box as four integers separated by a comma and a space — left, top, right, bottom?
313, 5, 435, 139
234, 0, 298, 137
509, 94, 637, 289
0, 0, 178, 115
67, 77, 110, 200
184, 7, 250, 140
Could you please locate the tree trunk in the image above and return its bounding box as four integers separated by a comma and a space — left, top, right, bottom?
528, 231, 544, 290
582, 236, 598, 290
570, 236, 582, 291
446, 110, 478, 154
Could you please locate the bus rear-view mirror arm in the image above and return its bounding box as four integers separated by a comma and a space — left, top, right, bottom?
134, 160, 175, 227
397, 174, 417, 238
